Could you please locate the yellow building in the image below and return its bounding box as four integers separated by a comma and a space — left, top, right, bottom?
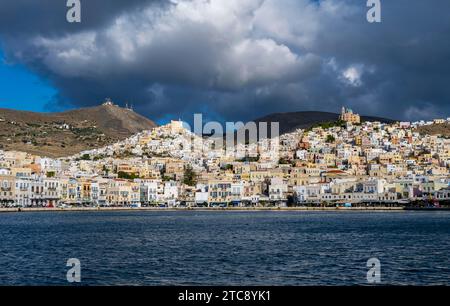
340, 106, 361, 124
207, 179, 233, 204
11, 167, 32, 178
165, 159, 185, 180
107, 180, 140, 205
0, 175, 15, 205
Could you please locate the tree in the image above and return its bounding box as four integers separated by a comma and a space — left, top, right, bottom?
102, 165, 109, 175
278, 158, 291, 165
326, 135, 336, 143
118, 171, 139, 180
237, 155, 260, 162
183, 165, 197, 186
221, 164, 233, 171
80, 153, 91, 161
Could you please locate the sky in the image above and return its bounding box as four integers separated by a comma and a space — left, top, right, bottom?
0, 49, 57, 112
0, 0, 449, 124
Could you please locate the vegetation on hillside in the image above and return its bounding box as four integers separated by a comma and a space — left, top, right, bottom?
183, 165, 197, 186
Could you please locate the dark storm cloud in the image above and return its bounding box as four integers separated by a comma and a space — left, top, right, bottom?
0, 0, 165, 35
0, 0, 449, 122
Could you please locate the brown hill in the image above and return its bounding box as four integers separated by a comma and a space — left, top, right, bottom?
0, 103, 157, 158
415, 122, 450, 137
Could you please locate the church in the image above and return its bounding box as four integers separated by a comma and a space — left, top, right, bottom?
339, 106, 361, 124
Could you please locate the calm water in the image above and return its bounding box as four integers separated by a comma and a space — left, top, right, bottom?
0, 211, 449, 285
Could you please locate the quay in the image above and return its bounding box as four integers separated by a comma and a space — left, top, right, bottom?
0, 206, 408, 213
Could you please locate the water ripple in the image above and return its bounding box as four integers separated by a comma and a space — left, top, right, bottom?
0, 211, 449, 285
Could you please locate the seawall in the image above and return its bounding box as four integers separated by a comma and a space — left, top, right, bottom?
0, 206, 406, 213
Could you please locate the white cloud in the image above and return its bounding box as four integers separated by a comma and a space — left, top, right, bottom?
28, 0, 324, 89
33, 32, 99, 77
341, 65, 363, 87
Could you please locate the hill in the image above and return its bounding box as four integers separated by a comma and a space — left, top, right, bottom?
0, 103, 157, 158
415, 122, 450, 137
252, 111, 396, 135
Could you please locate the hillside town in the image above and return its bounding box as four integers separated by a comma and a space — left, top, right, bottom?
1, 107, 449, 208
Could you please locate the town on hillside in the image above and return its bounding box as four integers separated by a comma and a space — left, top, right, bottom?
1, 107, 449, 208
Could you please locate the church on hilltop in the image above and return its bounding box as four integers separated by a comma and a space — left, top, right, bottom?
339, 106, 361, 124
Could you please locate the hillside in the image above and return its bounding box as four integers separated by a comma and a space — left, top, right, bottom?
253, 111, 396, 135
415, 122, 450, 137
0, 103, 157, 158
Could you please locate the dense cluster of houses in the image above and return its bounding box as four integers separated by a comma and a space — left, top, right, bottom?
1, 109, 449, 208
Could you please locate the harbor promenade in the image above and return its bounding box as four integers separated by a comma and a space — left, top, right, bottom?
0, 206, 406, 213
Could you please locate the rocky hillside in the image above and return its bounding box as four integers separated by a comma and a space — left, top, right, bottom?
0, 103, 157, 157
415, 122, 450, 137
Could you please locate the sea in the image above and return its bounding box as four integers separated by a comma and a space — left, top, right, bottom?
0, 210, 449, 285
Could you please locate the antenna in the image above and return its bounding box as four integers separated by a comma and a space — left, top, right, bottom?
103, 98, 113, 106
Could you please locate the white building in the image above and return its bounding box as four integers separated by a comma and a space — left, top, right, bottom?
269, 178, 288, 201
194, 184, 209, 204
363, 178, 386, 194
163, 181, 179, 203
140, 180, 164, 204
